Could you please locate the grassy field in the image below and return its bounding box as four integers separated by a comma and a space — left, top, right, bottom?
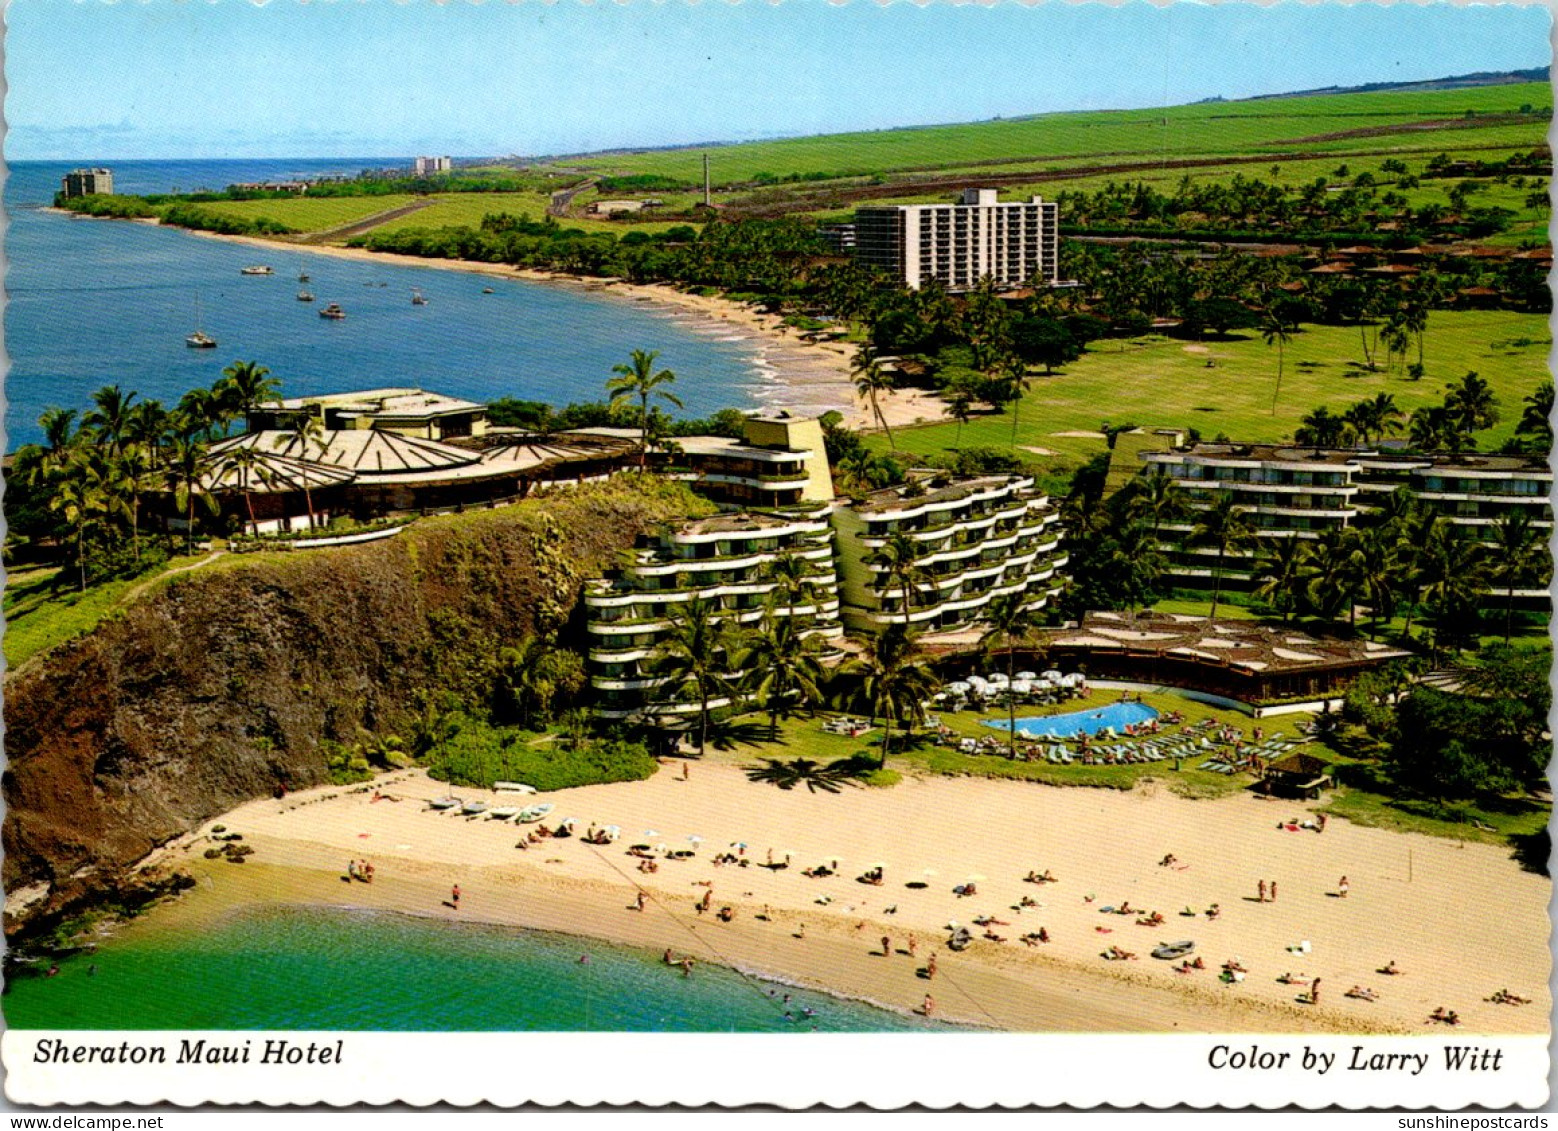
3, 555, 213, 671
867, 309, 1550, 475
366, 193, 695, 238
556, 84, 1551, 185
192, 195, 418, 233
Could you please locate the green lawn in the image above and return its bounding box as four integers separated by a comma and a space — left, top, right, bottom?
3, 554, 212, 671
194, 195, 418, 233
556, 84, 1550, 184
366, 193, 696, 238
867, 309, 1550, 476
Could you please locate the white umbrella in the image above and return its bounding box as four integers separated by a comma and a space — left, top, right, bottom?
921, 868, 939, 877
1017, 671, 1038, 681
1062, 673, 1086, 687
987, 672, 1010, 685
1012, 680, 1034, 694
947, 681, 971, 692
1041, 670, 1063, 683
560, 816, 578, 827
643, 829, 661, 837
687, 835, 704, 845
967, 675, 989, 686
966, 873, 987, 882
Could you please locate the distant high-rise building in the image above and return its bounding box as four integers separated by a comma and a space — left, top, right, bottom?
61, 168, 113, 197
414, 156, 453, 176
853, 188, 1059, 292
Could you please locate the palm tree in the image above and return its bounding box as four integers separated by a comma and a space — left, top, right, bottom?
214, 442, 274, 535
165, 434, 218, 553
279, 410, 326, 529
1488, 510, 1546, 643
82, 385, 138, 455
840, 626, 939, 770
1296, 405, 1348, 450
38, 407, 78, 457
999, 355, 1031, 450
762, 551, 816, 617
1262, 311, 1293, 416
946, 382, 975, 446
743, 618, 828, 739
1303, 527, 1365, 627
863, 531, 929, 627
851, 352, 897, 450
1515, 380, 1554, 454
1127, 471, 1186, 546
647, 598, 743, 756
607, 349, 682, 470
497, 637, 552, 730
1254, 536, 1310, 623
979, 592, 1042, 757
48, 448, 126, 591
1354, 525, 1402, 636
216, 361, 282, 434
1417, 525, 1487, 659
1190, 492, 1256, 621
1445, 370, 1499, 435
175, 386, 226, 441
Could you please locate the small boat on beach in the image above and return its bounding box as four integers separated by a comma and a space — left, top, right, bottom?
240, 265, 274, 276
1151, 940, 1196, 961
461, 800, 490, 816
517, 803, 555, 824
318, 303, 346, 320
429, 796, 461, 811
489, 805, 521, 821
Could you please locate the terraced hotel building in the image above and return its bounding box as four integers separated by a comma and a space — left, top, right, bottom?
584, 510, 844, 720
831, 474, 1069, 634
1137, 442, 1553, 599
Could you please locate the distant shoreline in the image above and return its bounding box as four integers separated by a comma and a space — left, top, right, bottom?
157, 221, 952, 432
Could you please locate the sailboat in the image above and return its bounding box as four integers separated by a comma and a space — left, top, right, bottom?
411, 288, 427, 306
185, 295, 217, 349
297, 288, 315, 302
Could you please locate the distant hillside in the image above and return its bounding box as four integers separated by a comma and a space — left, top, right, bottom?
1247, 67, 1551, 102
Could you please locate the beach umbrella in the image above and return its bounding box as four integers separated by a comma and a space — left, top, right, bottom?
730, 841, 748, 850
1017, 671, 1038, 681
687, 835, 704, 845
987, 672, 1010, 685
781, 849, 798, 859
560, 816, 578, 827
921, 868, 938, 878
1062, 673, 1085, 687
1041, 670, 1063, 683
1011, 680, 1034, 694
947, 681, 971, 693
865, 861, 888, 870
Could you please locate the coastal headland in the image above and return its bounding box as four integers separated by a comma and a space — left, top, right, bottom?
136, 762, 1549, 1035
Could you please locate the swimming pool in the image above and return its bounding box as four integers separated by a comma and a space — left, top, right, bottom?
982, 702, 1160, 739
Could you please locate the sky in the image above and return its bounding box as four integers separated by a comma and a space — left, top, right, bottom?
3, 1, 1552, 162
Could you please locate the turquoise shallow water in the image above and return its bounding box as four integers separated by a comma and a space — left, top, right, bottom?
2, 904, 951, 1033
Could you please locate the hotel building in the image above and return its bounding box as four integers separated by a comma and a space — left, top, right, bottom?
831, 473, 1069, 635
853, 188, 1060, 291
584, 510, 844, 720
1137, 441, 1553, 594
61, 168, 113, 197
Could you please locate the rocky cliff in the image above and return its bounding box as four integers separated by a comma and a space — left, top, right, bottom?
3, 479, 701, 939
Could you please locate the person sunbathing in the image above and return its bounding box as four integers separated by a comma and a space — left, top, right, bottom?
1223, 959, 1247, 974
982, 930, 1007, 943
1017, 895, 1038, 910
1173, 960, 1199, 974
1429, 1007, 1461, 1025
1276, 972, 1309, 985
973, 915, 1010, 927
1136, 912, 1165, 927
1378, 960, 1403, 976
1159, 854, 1178, 867
1346, 986, 1378, 1001
1205, 904, 1221, 920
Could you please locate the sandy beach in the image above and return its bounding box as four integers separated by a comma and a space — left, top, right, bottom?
143, 762, 1549, 1035
167, 226, 948, 434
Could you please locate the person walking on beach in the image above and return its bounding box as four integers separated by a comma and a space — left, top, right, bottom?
635, 892, 647, 912
926, 953, 938, 980
1338, 876, 1350, 899
1310, 978, 1321, 1005
451, 883, 461, 908
922, 995, 936, 1017
881, 935, 892, 957
1258, 880, 1267, 903
908, 935, 918, 958
1269, 880, 1277, 902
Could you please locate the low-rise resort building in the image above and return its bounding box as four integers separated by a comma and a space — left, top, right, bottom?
1136, 439, 1553, 602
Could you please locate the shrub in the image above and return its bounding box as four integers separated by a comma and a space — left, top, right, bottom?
425, 715, 657, 791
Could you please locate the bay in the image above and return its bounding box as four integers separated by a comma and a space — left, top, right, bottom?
2, 904, 949, 1033
4, 159, 774, 451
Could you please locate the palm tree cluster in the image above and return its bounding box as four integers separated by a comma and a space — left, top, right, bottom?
1406, 371, 1499, 453
1250, 489, 1549, 650
646, 553, 835, 753
10, 362, 284, 589
1295, 393, 1405, 449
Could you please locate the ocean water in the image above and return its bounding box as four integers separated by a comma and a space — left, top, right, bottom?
3, 159, 774, 451
1, 904, 950, 1033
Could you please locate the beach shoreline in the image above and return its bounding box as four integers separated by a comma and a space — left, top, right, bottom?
151, 222, 950, 433
125, 763, 1549, 1035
